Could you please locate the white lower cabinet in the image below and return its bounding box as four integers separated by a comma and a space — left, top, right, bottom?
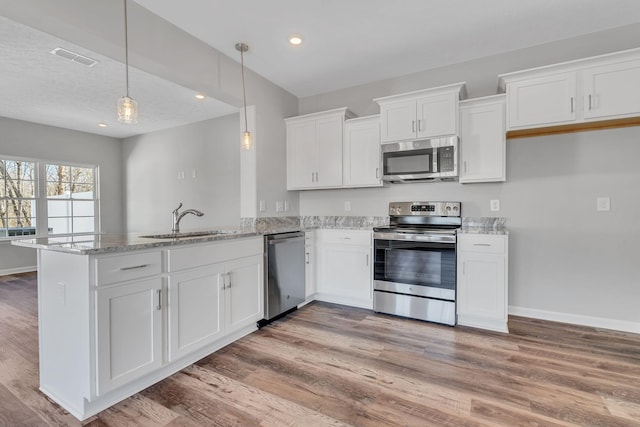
96, 278, 163, 396
457, 234, 509, 333
316, 230, 372, 309
304, 231, 316, 301
36, 237, 263, 421
167, 265, 225, 362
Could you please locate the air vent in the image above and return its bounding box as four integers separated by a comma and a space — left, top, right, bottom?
50, 47, 99, 67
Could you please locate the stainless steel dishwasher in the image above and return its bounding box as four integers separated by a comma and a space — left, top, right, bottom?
260, 231, 306, 327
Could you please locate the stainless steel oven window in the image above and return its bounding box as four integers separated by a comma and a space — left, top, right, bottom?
374, 239, 456, 290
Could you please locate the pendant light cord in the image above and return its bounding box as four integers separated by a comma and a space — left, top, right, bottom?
240, 48, 248, 132
124, 0, 130, 98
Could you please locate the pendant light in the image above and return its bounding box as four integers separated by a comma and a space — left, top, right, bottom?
235, 42, 252, 150
117, 0, 138, 123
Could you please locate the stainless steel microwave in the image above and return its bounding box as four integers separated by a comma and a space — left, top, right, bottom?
381, 136, 458, 183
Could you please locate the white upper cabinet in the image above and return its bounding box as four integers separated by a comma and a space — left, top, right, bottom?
375, 82, 467, 143
582, 59, 640, 120
343, 115, 382, 187
499, 48, 640, 131
459, 95, 506, 183
286, 107, 355, 190
506, 72, 577, 129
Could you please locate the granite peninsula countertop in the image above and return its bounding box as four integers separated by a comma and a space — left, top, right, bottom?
458, 217, 509, 235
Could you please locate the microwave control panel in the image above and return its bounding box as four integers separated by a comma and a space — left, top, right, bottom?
439, 146, 455, 172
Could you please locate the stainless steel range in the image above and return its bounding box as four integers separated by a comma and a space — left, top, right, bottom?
373, 201, 461, 326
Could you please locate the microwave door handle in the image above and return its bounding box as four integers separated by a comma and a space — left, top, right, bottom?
432, 148, 439, 173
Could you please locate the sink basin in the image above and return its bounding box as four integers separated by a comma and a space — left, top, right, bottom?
141, 230, 232, 239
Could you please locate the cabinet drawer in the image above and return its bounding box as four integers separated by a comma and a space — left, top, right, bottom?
96, 251, 162, 285
317, 229, 371, 246
168, 237, 263, 272
458, 235, 506, 254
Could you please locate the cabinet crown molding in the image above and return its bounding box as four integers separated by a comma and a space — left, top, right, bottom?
285, 106, 355, 122
498, 47, 640, 91
373, 82, 467, 104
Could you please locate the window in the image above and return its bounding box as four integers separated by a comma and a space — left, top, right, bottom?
0, 156, 99, 239
46, 164, 97, 235
0, 159, 37, 237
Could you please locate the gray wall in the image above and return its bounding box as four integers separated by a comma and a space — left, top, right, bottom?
123, 115, 241, 233
0, 116, 124, 272
298, 28, 640, 328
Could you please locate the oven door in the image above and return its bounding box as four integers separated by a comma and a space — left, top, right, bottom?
373, 237, 456, 301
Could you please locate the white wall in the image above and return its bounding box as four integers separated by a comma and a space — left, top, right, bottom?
0, 116, 123, 273
123, 115, 241, 233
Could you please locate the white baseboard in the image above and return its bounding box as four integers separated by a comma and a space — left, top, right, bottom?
0, 266, 36, 276
509, 305, 640, 334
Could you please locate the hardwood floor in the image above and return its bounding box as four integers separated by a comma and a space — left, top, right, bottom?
1, 272, 639, 426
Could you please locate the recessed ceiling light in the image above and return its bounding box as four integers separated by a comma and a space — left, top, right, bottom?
289, 35, 302, 46
195, 93, 205, 100
97, 123, 107, 128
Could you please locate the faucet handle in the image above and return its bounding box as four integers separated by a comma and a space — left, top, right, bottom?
173, 202, 183, 214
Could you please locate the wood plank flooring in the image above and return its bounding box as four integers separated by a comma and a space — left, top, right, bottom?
1, 272, 639, 426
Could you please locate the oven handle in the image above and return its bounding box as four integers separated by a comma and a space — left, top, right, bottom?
373, 233, 456, 245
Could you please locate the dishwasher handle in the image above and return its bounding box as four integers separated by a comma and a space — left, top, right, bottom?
267, 236, 305, 246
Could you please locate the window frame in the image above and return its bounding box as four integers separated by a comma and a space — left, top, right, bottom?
0, 154, 100, 241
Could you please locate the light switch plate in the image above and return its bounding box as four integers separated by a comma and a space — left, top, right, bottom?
284, 201, 290, 212
490, 199, 500, 212
596, 197, 610, 212
275, 201, 284, 212
344, 201, 351, 212
259, 200, 266, 212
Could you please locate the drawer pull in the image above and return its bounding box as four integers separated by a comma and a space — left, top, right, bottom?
473, 243, 491, 247
119, 264, 150, 271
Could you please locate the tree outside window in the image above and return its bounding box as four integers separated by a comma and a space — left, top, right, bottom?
0, 160, 36, 237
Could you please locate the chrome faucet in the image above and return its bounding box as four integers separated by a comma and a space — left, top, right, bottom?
172, 202, 204, 234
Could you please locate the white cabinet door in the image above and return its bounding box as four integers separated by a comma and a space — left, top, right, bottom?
343, 116, 382, 187
167, 265, 224, 361
316, 115, 344, 188
225, 254, 263, 334
304, 232, 316, 299
459, 96, 506, 183
96, 278, 163, 395
379, 99, 416, 143
457, 234, 508, 333
417, 93, 457, 138
507, 72, 577, 129
286, 120, 317, 189
582, 59, 640, 120
316, 230, 372, 309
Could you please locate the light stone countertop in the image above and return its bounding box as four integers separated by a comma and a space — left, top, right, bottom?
458, 217, 509, 235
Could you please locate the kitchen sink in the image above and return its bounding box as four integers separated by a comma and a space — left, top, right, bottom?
140, 230, 235, 239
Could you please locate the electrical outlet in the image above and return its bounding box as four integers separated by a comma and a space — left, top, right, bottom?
490, 199, 500, 212
596, 196, 610, 212
344, 201, 351, 212
284, 201, 290, 212
259, 200, 266, 212
276, 201, 284, 212
177, 171, 185, 180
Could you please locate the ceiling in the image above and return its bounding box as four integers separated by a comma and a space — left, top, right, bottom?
2, 1, 640, 139
0, 16, 237, 139
133, 0, 640, 97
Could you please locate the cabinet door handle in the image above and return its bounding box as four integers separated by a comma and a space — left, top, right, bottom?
120, 264, 149, 271
464, 161, 468, 174
316, 172, 319, 182
375, 167, 379, 179
156, 289, 162, 311
305, 252, 310, 264
226, 272, 232, 289
588, 94, 592, 110
570, 97, 574, 113
418, 119, 423, 132
412, 120, 415, 133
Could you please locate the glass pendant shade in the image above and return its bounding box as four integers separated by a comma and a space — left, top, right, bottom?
241, 130, 253, 150
117, 96, 138, 123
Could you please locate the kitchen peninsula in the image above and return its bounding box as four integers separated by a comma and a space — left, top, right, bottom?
13, 231, 264, 421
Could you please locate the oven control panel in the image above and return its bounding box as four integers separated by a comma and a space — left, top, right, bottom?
389, 201, 461, 217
